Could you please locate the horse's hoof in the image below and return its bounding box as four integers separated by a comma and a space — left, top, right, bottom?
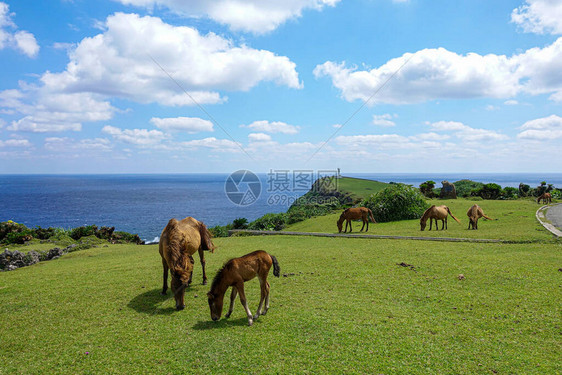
248, 319, 253, 326
176, 304, 185, 311
253, 314, 260, 320
225, 312, 231, 318
161, 291, 167, 295
202, 280, 207, 285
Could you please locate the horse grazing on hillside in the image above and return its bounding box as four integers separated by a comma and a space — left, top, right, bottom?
337, 207, 376, 233
159, 217, 216, 311
207, 250, 280, 326
467, 204, 493, 230
537, 192, 552, 204
420, 205, 461, 231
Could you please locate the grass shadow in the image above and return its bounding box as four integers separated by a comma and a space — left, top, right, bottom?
127, 288, 176, 315
192, 316, 253, 330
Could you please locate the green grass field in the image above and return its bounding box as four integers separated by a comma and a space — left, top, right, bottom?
286, 198, 557, 243
336, 177, 389, 201
1, 234, 561, 373
1, 198, 561, 374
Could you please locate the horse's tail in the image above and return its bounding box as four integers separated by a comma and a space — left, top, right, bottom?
198, 221, 216, 253
482, 214, 493, 221
270, 254, 280, 277
368, 208, 376, 223
446, 207, 461, 224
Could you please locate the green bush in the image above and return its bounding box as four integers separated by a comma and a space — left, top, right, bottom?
209, 225, 231, 238
361, 184, 430, 223
69, 225, 98, 240
248, 213, 287, 231
519, 183, 531, 197
473, 183, 502, 200
419, 180, 436, 198
501, 187, 519, 200
454, 180, 484, 198
232, 218, 248, 230
4, 229, 34, 244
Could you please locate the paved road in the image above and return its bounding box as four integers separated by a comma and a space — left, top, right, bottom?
545, 203, 562, 231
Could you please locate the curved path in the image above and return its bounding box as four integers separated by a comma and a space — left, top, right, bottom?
536, 203, 562, 238
229, 229, 505, 243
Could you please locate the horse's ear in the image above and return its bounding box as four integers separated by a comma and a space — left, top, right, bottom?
199, 222, 216, 253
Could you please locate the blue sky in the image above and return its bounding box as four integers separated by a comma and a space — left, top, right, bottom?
1, 0, 561, 174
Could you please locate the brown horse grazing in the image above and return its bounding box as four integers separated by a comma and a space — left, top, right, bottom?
467, 204, 493, 230
337, 207, 376, 233
420, 205, 461, 231
159, 217, 216, 311
537, 192, 552, 204
207, 250, 280, 326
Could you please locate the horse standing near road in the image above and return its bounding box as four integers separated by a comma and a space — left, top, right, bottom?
537, 192, 552, 204
207, 250, 280, 326
159, 217, 215, 310
420, 205, 461, 231
337, 207, 376, 233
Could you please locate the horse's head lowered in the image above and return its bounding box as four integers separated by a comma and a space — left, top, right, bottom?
207, 291, 224, 321
420, 216, 427, 231
336, 215, 345, 233
171, 268, 191, 310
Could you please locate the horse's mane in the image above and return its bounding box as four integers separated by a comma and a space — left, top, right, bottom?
421, 205, 436, 221
210, 260, 234, 292
165, 219, 190, 283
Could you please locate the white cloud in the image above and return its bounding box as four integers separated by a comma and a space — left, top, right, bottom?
511, 0, 562, 35
335, 134, 411, 148
150, 117, 213, 133
0, 2, 39, 57
3, 91, 114, 132
44, 137, 112, 152
180, 137, 242, 152
504, 99, 519, 105
248, 132, 272, 142
429, 121, 467, 131
314, 38, 562, 104
114, 0, 340, 34
41, 13, 301, 107
517, 114, 562, 140
102, 125, 167, 146
243, 120, 300, 134
428, 120, 508, 142
372, 114, 396, 127
513, 37, 562, 99
0, 138, 31, 147
415, 132, 450, 141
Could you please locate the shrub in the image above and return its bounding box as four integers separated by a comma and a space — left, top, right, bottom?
4, 229, 34, 244
454, 180, 484, 198
232, 218, 248, 230
69, 225, 98, 240
361, 184, 430, 223
248, 213, 287, 231
209, 225, 231, 238
474, 183, 502, 200
518, 183, 531, 197
419, 181, 436, 198
501, 187, 519, 200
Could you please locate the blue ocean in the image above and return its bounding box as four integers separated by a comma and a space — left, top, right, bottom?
1, 173, 560, 242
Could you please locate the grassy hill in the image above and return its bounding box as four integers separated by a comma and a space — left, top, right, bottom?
285, 198, 556, 243
336, 176, 388, 201
1, 233, 560, 373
